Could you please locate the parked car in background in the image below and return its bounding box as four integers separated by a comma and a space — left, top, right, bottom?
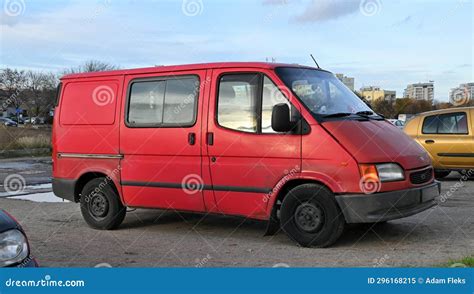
0, 117, 18, 127
404, 107, 474, 178
0, 209, 38, 267
387, 119, 404, 129
9, 117, 25, 124
32, 117, 46, 124
24, 117, 45, 125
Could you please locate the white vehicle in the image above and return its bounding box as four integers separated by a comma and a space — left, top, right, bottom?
387, 119, 404, 129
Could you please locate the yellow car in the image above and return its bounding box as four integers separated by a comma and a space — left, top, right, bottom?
404, 107, 474, 178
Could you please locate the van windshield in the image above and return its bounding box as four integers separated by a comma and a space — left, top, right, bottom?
275, 67, 377, 119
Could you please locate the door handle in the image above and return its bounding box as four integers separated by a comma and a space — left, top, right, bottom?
188, 133, 196, 145
207, 132, 214, 146
425, 139, 435, 144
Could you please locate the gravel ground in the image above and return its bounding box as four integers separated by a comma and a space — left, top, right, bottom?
0, 158, 472, 267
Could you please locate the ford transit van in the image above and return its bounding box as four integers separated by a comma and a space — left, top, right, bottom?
52, 62, 439, 247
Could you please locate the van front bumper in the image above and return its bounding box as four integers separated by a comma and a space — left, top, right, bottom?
335, 181, 440, 223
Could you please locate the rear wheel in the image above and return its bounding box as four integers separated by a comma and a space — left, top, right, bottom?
280, 184, 345, 248
80, 178, 126, 230
434, 170, 450, 179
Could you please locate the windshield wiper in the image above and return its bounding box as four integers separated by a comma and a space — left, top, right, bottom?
322, 112, 353, 118
355, 111, 374, 116
355, 111, 384, 120
322, 111, 383, 120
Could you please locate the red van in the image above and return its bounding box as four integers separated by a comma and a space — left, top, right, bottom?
52, 62, 440, 247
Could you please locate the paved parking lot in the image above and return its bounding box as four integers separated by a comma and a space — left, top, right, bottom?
0, 157, 472, 267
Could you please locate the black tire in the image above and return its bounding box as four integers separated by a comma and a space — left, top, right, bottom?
459, 169, 474, 177
280, 184, 345, 248
434, 170, 450, 179
80, 178, 126, 230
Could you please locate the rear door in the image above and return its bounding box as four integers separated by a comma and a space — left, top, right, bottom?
119, 70, 206, 211
418, 111, 474, 169
205, 68, 302, 219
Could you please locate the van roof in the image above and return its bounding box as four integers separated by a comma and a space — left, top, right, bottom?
60, 62, 325, 80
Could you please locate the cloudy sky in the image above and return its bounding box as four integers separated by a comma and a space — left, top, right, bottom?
0, 0, 472, 101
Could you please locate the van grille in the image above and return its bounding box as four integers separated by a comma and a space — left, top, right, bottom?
410, 168, 433, 185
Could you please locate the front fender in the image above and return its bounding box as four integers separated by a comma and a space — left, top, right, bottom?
264, 171, 345, 218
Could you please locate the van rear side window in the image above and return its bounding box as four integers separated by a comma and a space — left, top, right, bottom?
127, 76, 199, 127
59, 81, 118, 125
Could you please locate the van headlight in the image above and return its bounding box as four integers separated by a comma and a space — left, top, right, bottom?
376, 163, 405, 182
0, 229, 29, 267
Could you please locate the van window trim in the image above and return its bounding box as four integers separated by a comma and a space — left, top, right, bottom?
54, 82, 62, 107
421, 112, 469, 135
214, 71, 308, 136
124, 74, 200, 129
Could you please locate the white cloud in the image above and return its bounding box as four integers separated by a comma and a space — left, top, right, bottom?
293, 0, 359, 23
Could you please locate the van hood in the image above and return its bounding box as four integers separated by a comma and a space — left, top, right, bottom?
322, 119, 430, 170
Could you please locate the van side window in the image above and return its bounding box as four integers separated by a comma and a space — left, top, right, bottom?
217, 74, 295, 134
261, 76, 291, 133
217, 74, 259, 133
128, 76, 198, 127
422, 112, 468, 135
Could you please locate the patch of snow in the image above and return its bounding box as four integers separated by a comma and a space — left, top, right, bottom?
0, 183, 52, 197
28, 183, 52, 190
0, 162, 36, 169
10, 192, 69, 203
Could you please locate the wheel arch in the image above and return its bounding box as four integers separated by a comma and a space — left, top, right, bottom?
74, 171, 122, 204
265, 176, 336, 219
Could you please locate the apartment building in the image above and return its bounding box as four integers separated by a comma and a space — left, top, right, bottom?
360, 86, 396, 102
403, 82, 434, 101
336, 73, 355, 91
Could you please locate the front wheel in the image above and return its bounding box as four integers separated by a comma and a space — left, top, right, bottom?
280, 184, 345, 248
80, 178, 126, 230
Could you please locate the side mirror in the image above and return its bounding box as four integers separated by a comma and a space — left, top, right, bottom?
271, 103, 294, 133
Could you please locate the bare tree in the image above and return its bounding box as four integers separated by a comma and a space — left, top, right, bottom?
24, 71, 59, 117
0, 68, 27, 120
62, 60, 119, 75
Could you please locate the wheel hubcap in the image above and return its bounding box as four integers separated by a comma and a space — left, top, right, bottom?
294, 203, 323, 232
89, 193, 109, 218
